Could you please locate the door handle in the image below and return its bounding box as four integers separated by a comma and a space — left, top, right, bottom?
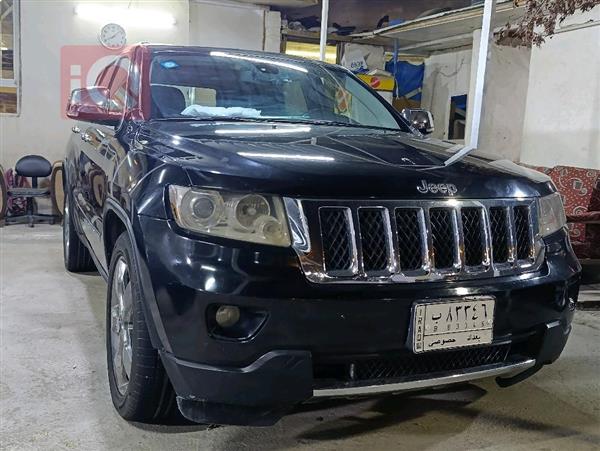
72, 126, 80, 133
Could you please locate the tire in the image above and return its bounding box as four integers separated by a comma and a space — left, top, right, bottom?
63, 190, 95, 272
0, 165, 7, 222
50, 161, 64, 218
106, 232, 179, 423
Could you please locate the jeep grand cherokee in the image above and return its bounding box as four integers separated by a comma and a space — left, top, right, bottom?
63, 44, 580, 426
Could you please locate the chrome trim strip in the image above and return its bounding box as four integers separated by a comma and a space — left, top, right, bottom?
284, 198, 311, 253
287, 197, 544, 284
318, 206, 359, 276
417, 208, 431, 273
356, 207, 397, 276
507, 205, 517, 265
312, 359, 536, 398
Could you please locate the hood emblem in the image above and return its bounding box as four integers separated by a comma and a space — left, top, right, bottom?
417, 179, 458, 196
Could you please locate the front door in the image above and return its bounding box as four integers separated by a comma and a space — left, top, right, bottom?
77, 56, 131, 272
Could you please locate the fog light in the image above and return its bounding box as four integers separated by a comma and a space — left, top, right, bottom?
215, 305, 240, 328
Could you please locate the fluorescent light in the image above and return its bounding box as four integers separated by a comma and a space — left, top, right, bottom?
210, 51, 308, 73
74, 4, 176, 29
216, 126, 311, 135
238, 152, 334, 162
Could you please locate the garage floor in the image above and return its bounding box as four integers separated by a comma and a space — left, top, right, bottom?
2, 224, 599, 450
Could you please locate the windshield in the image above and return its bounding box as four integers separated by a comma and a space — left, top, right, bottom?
149, 51, 409, 131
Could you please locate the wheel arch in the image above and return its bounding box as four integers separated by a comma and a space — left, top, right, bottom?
103, 208, 128, 267
103, 198, 173, 354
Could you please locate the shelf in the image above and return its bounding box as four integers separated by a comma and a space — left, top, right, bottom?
352, 1, 526, 54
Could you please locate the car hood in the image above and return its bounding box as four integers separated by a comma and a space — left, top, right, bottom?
137, 121, 554, 199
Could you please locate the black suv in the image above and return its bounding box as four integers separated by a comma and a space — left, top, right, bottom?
63, 45, 580, 426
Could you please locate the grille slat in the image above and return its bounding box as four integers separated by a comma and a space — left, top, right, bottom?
395, 209, 423, 271
315, 200, 538, 281
319, 208, 353, 273
514, 206, 532, 260
462, 207, 485, 266
429, 208, 456, 269
490, 207, 510, 263
358, 209, 389, 273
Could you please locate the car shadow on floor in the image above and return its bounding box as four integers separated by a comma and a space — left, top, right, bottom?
216, 378, 599, 450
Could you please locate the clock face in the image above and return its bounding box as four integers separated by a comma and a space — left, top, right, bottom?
99, 23, 126, 50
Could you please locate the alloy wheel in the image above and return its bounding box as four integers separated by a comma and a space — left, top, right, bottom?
110, 256, 134, 395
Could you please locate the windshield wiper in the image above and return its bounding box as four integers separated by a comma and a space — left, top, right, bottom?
151, 116, 401, 132
255, 118, 401, 132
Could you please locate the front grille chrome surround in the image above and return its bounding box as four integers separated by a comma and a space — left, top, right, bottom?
284, 198, 544, 284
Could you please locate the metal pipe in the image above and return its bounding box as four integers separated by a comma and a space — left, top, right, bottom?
393, 38, 399, 97
319, 0, 330, 61
444, 0, 497, 167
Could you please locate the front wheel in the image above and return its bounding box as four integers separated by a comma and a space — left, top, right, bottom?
106, 232, 179, 423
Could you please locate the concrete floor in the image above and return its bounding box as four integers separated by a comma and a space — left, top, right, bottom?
1, 224, 599, 451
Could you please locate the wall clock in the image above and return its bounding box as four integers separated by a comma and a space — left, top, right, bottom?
99, 23, 127, 50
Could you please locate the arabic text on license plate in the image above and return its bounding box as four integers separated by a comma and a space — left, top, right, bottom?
412, 296, 495, 353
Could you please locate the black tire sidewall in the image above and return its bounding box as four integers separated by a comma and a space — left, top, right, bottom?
106, 232, 138, 414
106, 231, 170, 421
63, 189, 93, 272
63, 191, 79, 269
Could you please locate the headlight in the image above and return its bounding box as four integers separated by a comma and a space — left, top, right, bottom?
169, 186, 291, 247
538, 193, 567, 237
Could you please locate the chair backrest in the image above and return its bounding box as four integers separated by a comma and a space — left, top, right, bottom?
547, 166, 600, 215
15, 155, 52, 179
545, 166, 600, 242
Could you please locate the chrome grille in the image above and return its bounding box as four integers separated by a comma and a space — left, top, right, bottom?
285, 198, 544, 284
395, 209, 423, 271
358, 208, 391, 273
514, 206, 532, 261
319, 208, 354, 274
490, 207, 510, 263
429, 208, 457, 269
461, 207, 485, 267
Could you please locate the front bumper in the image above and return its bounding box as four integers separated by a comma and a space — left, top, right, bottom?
134, 215, 580, 425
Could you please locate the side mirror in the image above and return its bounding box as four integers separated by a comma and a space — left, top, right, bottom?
66, 87, 121, 126
401, 108, 434, 135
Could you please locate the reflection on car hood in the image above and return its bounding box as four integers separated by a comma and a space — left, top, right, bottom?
138, 121, 554, 199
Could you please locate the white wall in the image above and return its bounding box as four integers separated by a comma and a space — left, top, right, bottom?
0, 0, 189, 168
421, 48, 472, 141
189, 0, 281, 52
472, 33, 531, 161
422, 37, 530, 161
0, 0, 282, 169
520, 8, 600, 169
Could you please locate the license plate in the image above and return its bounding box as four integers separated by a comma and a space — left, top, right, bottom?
411, 296, 495, 353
